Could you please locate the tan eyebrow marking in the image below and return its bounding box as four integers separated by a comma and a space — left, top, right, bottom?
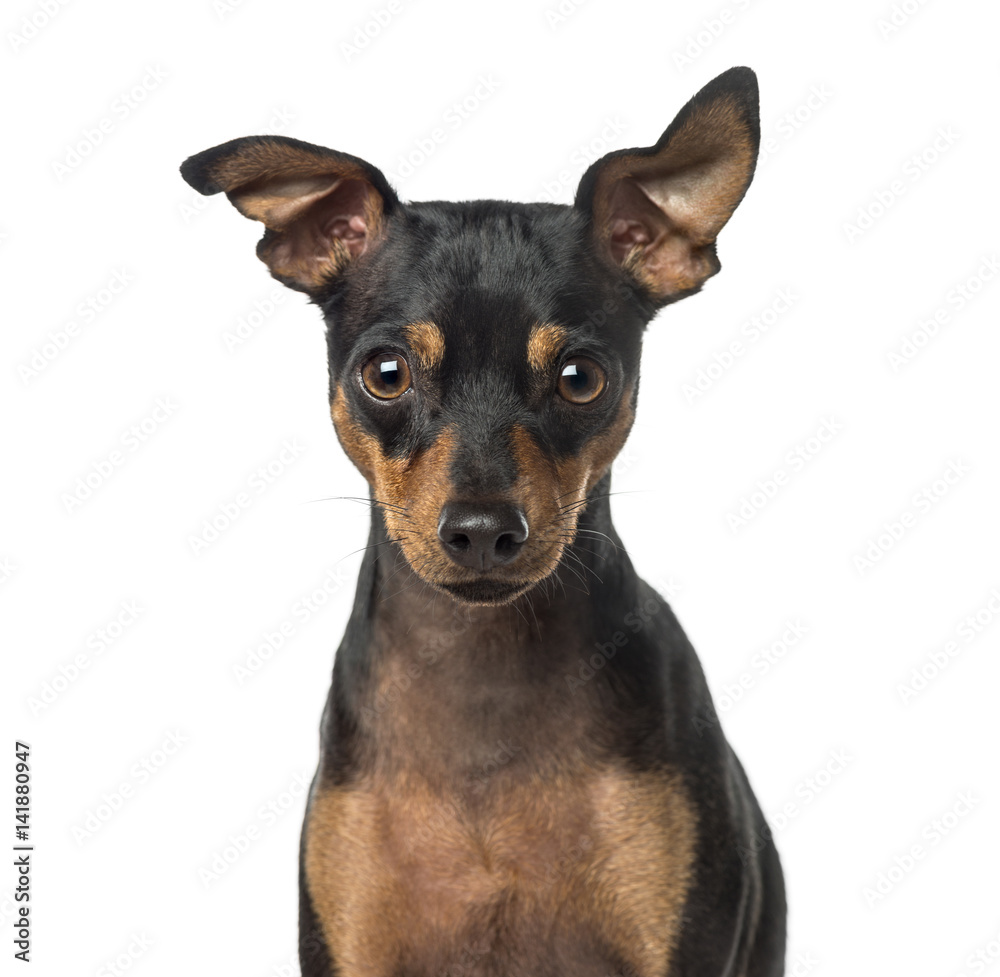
403, 321, 446, 370
527, 323, 568, 372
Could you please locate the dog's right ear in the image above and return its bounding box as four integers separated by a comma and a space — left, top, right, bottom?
180, 135, 399, 295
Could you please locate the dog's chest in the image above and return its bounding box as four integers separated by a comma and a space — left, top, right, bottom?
304, 764, 697, 976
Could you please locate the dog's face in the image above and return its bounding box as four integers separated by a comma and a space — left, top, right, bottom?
181, 68, 759, 605
324, 200, 648, 605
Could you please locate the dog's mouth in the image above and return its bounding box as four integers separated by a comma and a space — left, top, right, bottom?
435, 576, 538, 606
381, 503, 575, 607
394, 534, 571, 607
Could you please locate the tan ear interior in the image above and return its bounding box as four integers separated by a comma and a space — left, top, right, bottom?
203, 142, 386, 293
235, 176, 382, 289
229, 174, 344, 228
592, 95, 756, 301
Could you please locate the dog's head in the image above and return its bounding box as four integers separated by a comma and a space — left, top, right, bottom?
181, 67, 759, 605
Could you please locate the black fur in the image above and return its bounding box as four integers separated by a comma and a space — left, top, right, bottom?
182, 65, 785, 976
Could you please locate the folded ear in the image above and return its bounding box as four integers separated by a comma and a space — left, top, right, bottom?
180, 135, 399, 295
575, 66, 759, 305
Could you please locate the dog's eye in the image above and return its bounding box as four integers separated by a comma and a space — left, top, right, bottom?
361, 353, 412, 400
557, 356, 606, 404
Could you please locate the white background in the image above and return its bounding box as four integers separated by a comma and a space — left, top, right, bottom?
3, 0, 999, 974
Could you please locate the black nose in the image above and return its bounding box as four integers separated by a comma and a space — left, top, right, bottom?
437, 503, 529, 571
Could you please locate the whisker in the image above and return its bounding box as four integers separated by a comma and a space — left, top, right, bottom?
563, 546, 604, 587
571, 528, 621, 552
337, 535, 412, 564
303, 495, 412, 518
558, 490, 646, 513
563, 545, 606, 584
557, 556, 591, 591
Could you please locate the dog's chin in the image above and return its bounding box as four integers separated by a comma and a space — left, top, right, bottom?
434, 577, 538, 606
394, 540, 568, 607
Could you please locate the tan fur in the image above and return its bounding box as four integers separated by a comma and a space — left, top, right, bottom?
331, 385, 635, 602
207, 140, 366, 197
331, 386, 458, 582
510, 389, 635, 541
255, 176, 384, 290
592, 94, 755, 299
526, 322, 568, 372
403, 321, 446, 371
260, 224, 354, 291
304, 765, 696, 975
205, 140, 386, 291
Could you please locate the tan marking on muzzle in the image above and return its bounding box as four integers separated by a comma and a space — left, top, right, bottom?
508, 392, 635, 577
330, 385, 635, 599
331, 386, 457, 579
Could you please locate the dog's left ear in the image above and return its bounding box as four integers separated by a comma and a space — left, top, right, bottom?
180, 135, 399, 295
575, 66, 759, 305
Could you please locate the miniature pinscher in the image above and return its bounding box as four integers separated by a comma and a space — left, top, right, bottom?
181, 65, 785, 976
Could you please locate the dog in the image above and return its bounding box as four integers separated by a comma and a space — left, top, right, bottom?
181, 65, 785, 977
